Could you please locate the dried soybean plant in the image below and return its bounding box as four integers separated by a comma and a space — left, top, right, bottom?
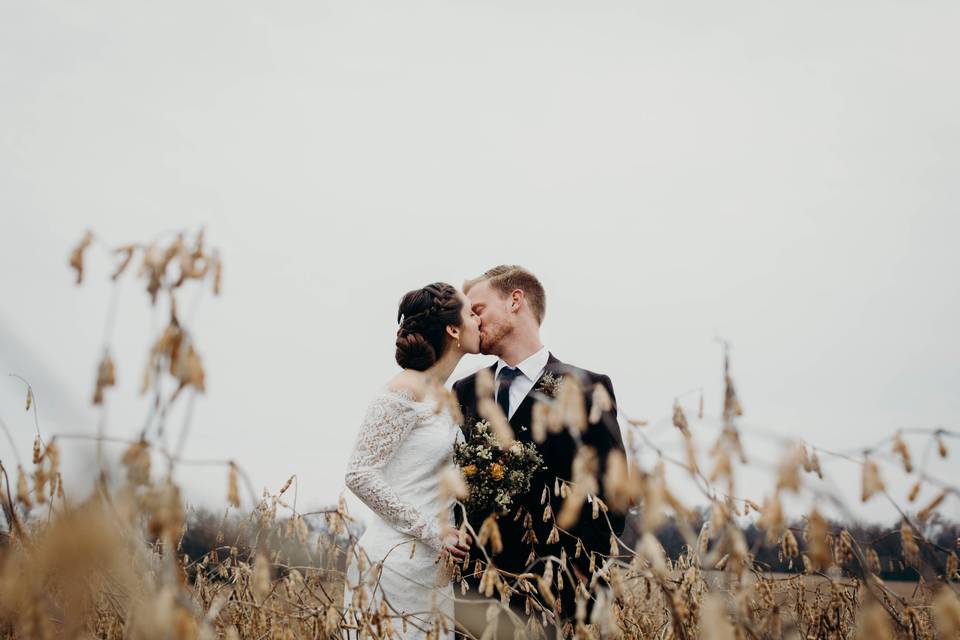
1, 229, 959, 639
0, 229, 353, 639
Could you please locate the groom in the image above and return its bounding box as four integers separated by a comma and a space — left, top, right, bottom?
452, 265, 626, 636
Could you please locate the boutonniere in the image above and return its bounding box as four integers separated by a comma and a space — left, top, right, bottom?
535, 372, 564, 398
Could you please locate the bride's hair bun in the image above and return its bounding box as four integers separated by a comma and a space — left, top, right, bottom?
395, 282, 462, 371
395, 333, 437, 372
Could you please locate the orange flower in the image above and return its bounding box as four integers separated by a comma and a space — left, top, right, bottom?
490, 463, 504, 481
463, 464, 477, 478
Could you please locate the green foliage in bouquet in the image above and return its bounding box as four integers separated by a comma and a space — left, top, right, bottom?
454, 420, 544, 517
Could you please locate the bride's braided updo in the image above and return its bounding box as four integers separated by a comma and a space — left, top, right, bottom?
395, 282, 463, 371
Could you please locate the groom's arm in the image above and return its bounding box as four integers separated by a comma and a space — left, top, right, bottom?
572, 372, 627, 558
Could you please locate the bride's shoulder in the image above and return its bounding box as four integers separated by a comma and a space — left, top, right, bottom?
382, 370, 428, 403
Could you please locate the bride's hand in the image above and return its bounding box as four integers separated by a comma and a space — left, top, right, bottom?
441, 525, 472, 559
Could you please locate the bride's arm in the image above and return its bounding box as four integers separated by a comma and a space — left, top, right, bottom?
344, 393, 444, 551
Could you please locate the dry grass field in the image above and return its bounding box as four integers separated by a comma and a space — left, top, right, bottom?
0, 229, 957, 639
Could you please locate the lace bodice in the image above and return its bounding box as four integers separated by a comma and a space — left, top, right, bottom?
345, 389, 461, 552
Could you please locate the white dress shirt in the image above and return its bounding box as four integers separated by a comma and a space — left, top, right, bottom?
494, 345, 550, 420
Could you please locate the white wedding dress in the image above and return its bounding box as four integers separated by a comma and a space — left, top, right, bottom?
343, 388, 463, 639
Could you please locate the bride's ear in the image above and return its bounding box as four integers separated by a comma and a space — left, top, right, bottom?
445, 325, 460, 342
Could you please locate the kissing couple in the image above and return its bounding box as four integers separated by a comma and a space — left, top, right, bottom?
343, 265, 627, 639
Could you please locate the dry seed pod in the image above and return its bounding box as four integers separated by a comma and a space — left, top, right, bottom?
475, 367, 495, 398
861, 457, 885, 502
901, 521, 919, 563
672, 403, 689, 434
111, 244, 136, 281
552, 375, 587, 433
477, 514, 503, 554
278, 475, 295, 496
531, 401, 549, 444
212, 250, 223, 295
33, 467, 46, 504
697, 522, 711, 556
589, 382, 613, 424
172, 343, 206, 392
776, 445, 804, 493
479, 564, 497, 597
809, 450, 824, 479
603, 449, 637, 512
537, 561, 557, 608
805, 510, 831, 571
477, 397, 514, 449
892, 433, 913, 473
918, 491, 946, 522
723, 374, 743, 420
545, 525, 560, 545
937, 435, 949, 458
121, 439, 151, 486
907, 480, 922, 502
68, 230, 94, 284
25, 386, 33, 412
92, 351, 116, 405
946, 551, 958, 578
17, 466, 33, 509
439, 464, 468, 500
252, 551, 271, 603
757, 495, 784, 543
781, 530, 799, 559
638, 532, 668, 580
227, 463, 240, 508
836, 530, 854, 565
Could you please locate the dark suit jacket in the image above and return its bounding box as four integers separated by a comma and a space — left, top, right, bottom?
452, 353, 626, 594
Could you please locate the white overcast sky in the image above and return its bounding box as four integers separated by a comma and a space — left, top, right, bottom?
1, 0, 958, 526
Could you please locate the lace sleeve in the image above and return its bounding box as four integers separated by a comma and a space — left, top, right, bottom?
344, 392, 444, 551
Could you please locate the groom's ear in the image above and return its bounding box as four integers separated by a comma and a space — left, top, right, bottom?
510, 288, 525, 313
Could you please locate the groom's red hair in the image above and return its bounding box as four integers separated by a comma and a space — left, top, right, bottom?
464, 265, 546, 325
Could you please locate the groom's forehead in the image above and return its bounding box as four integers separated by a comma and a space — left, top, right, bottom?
467, 280, 496, 303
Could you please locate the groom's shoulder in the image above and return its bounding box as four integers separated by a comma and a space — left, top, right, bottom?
550, 359, 615, 394
451, 371, 474, 394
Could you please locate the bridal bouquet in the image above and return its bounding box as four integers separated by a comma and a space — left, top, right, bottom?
454, 420, 544, 517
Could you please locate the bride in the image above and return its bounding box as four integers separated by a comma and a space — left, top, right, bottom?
343, 282, 480, 639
